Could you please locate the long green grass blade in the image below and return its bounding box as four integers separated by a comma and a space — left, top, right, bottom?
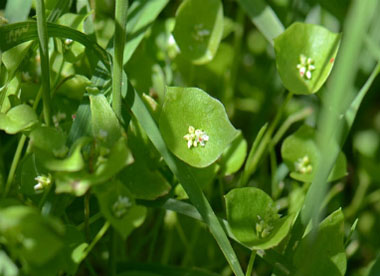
124, 0, 169, 63
112, 0, 129, 118
36, 0, 52, 126
301, 0, 378, 227
0, 21, 111, 72
236, 0, 284, 45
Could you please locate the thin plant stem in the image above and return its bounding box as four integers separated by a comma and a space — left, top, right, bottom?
80, 221, 111, 263
112, 0, 129, 118
2, 135, 27, 197
36, 0, 52, 126
84, 192, 91, 241
245, 250, 257, 276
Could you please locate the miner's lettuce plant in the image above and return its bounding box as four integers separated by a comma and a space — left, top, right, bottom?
0, 0, 380, 276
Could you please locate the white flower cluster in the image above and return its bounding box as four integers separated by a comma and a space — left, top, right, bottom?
295, 155, 313, 174
297, 54, 315, 80
112, 195, 133, 218
34, 175, 52, 194
183, 126, 209, 149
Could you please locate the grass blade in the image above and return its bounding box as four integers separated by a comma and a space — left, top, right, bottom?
112, 0, 129, 117
301, 0, 378, 227
236, 0, 284, 45
36, 0, 52, 126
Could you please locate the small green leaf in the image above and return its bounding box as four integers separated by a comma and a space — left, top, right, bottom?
90, 94, 122, 147
94, 180, 147, 240
56, 75, 91, 101
119, 161, 171, 200
225, 187, 293, 250
173, 0, 224, 64
29, 126, 67, 158
274, 22, 341, 95
159, 86, 238, 168
0, 104, 38, 134
281, 125, 347, 182
293, 209, 346, 276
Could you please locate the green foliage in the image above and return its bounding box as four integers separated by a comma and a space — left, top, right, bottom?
225, 187, 293, 250
159, 86, 238, 168
0, 0, 379, 275
274, 22, 341, 95
173, 0, 224, 64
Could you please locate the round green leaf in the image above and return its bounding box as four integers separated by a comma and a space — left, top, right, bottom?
274, 22, 341, 95
95, 180, 147, 240
159, 86, 238, 168
90, 94, 122, 147
173, 0, 224, 64
120, 161, 171, 200
281, 125, 347, 182
0, 104, 38, 134
225, 187, 293, 250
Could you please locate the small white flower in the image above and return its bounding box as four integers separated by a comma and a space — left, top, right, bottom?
112, 196, 133, 218
297, 54, 315, 80
183, 126, 209, 149
295, 155, 313, 174
34, 175, 52, 194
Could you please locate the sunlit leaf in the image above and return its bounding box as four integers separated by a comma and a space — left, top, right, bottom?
159, 86, 238, 168
173, 0, 224, 64
274, 22, 340, 95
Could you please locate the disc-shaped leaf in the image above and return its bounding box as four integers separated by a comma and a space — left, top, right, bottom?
225, 187, 293, 250
173, 0, 224, 64
90, 94, 122, 147
0, 104, 38, 134
119, 161, 171, 200
274, 22, 341, 95
293, 209, 346, 276
281, 125, 347, 182
94, 180, 147, 240
159, 86, 238, 168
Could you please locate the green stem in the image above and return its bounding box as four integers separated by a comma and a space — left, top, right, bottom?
80, 221, 111, 263
112, 0, 129, 118
84, 192, 91, 241
2, 135, 27, 197
36, 0, 52, 126
271, 107, 313, 146
38, 180, 53, 209
245, 250, 256, 276
109, 229, 117, 276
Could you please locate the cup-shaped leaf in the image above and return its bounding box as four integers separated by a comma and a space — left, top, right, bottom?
0, 104, 38, 134
90, 94, 122, 147
119, 161, 171, 200
274, 22, 341, 95
293, 209, 346, 276
225, 187, 293, 250
94, 180, 147, 240
159, 86, 238, 168
281, 125, 347, 182
173, 0, 224, 64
